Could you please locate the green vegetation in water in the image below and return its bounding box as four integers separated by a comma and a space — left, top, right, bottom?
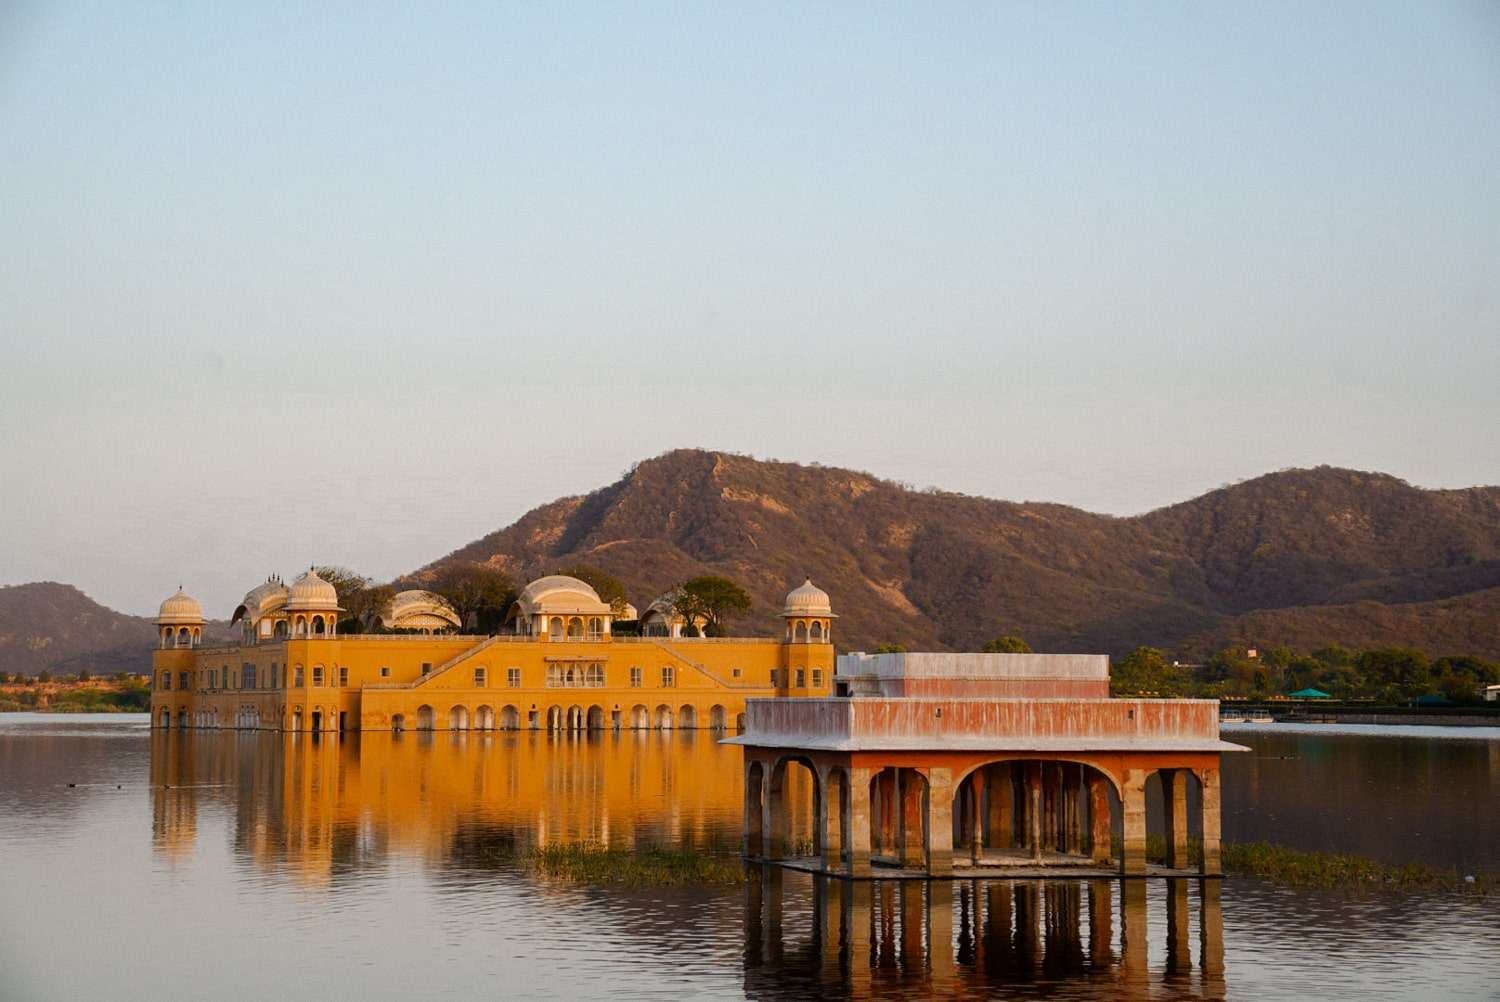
1141, 835, 1491, 895
0, 682, 151, 713
528, 843, 746, 888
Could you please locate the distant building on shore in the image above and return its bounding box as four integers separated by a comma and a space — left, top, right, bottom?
150, 571, 834, 732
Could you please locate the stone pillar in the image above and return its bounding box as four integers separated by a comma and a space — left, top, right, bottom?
986, 763, 1013, 851
743, 759, 763, 858
812, 770, 831, 869
847, 767, 873, 876
1164, 768, 1190, 870
899, 770, 925, 868
1088, 773, 1113, 865
1199, 767, 1223, 877
821, 768, 844, 872
1026, 762, 1044, 861
1120, 768, 1148, 876
1042, 763, 1058, 850
765, 761, 787, 861
1062, 766, 1081, 854
927, 767, 955, 875
968, 770, 986, 864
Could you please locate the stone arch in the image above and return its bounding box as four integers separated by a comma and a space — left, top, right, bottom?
794, 621, 808, 644
499, 705, 521, 730
588, 616, 603, 638
391, 713, 406, 732
566, 705, 584, 730
312, 615, 326, 636
629, 704, 649, 729
475, 705, 495, 731
586, 705, 606, 730
810, 621, 823, 642
734, 712, 746, 733
566, 617, 583, 639
949, 757, 1123, 868
159, 707, 171, 728
545, 705, 563, 731
654, 704, 674, 729
416, 705, 435, 731
677, 704, 698, 729
176, 709, 187, 729
769, 754, 822, 859
709, 705, 727, 730
449, 705, 470, 731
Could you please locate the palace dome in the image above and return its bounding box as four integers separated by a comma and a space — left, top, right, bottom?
782, 579, 834, 618
512, 575, 613, 618
157, 588, 205, 625
381, 590, 462, 631
232, 578, 288, 625
285, 567, 341, 612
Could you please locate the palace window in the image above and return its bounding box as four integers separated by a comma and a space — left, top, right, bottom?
312, 665, 324, 687
812, 668, 824, 688
421, 662, 432, 676
732, 667, 742, 678
339, 666, 349, 687
474, 667, 487, 688
586, 664, 604, 687
661, 666, 675, 688
546, 665, 562, 688
243, 665, 257, 689
380, 666, 390, 678
507, 667, 521, 688
209, 670, 218, 689
271, 664, 278, 688
796, 668, 806, 688
161, 672, 171, 691
630, 666, 642, 688
294, 665, 305, 687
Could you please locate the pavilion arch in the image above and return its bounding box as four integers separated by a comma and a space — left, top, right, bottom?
416, 705, 435, 731
391, 713, 406, 732
312, 615, 326, 636
794, 622, 808, 644
566, 617, 583, 639
768, 754, 823, 860
499, 705, 521, 730
629, 704, 649, 729
709, 705, 727, 730
947, 756, 1124, 868
654, 704, 674, 729
549, 617, 564, 639
565, 705, 584, 731
475, 705, 495, 731
810, 621, 823, 642
545, 705, 564, 731
866, 766, 930, 868
586, 705, 606, 730
450, 705, 470, 731
677, 704, 698, 729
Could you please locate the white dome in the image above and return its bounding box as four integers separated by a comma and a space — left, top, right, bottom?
157, 588, 205, 625
513, 575, 612, 617
782, 578, 834, 617
233, 579, 288, 624
285, 568, 341, 612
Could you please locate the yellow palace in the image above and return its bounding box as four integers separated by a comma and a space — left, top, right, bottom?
150, 570, 835, 733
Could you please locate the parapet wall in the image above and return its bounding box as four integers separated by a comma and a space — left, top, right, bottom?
835, 652, 1111, 699
737, 697, 1231, 752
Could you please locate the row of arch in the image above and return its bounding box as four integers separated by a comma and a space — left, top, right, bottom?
389, 703, 745, 733
784, 618, 830, 644
158, 625, 203, 649
744, 754, 1222, 878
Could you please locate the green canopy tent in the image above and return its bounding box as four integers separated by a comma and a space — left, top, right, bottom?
1288, 687, 1332, 699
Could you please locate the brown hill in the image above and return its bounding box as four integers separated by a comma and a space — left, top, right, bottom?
0, 582, 231, 676
419, 450, 1500, 659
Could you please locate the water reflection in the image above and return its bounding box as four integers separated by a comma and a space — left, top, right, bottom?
743, 869, 1225, 999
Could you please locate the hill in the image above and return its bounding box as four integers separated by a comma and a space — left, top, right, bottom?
0, 582, 231, 676
419, 451, 1500, 659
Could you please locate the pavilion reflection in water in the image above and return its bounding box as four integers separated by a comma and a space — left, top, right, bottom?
744, 867, 1225, 1000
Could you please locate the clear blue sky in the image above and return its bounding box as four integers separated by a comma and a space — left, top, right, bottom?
2, 2, 1497, 615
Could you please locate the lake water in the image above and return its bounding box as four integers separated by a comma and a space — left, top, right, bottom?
0, 714, 1496, 1000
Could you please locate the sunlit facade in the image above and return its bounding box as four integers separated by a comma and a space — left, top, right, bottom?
150, 570, 835, 733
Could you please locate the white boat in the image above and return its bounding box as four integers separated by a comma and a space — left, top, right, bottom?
1219, 712, 1247, 724
1247, 711, 1275, 724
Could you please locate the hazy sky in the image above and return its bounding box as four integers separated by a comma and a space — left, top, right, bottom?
2, 2, 1497, 617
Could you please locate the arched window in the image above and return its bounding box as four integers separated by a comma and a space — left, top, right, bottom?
588, 617, 603, 639
810, 621, 823, 642
312, 616, 326, 636
549, 617, 564, 639
586, 664, 605, 687
546, 665, 562, 688
794, 621, 808, 644
566, 617, 583, 639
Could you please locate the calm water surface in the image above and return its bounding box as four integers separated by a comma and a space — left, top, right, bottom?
1, 714, 1496, 1000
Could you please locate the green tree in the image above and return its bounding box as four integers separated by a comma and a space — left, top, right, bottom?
425, 563, 516, 634
873, 643, 907, 654
558, 564, 631, 617
981, 635, 1032, 654
1356, 648, 1431, 699
1111, 647, 1182, 696
671, 576, 752, 636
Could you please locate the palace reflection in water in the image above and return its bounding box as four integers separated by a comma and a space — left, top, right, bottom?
149, 729, 1228, 997
744, 870, 1224, 1000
